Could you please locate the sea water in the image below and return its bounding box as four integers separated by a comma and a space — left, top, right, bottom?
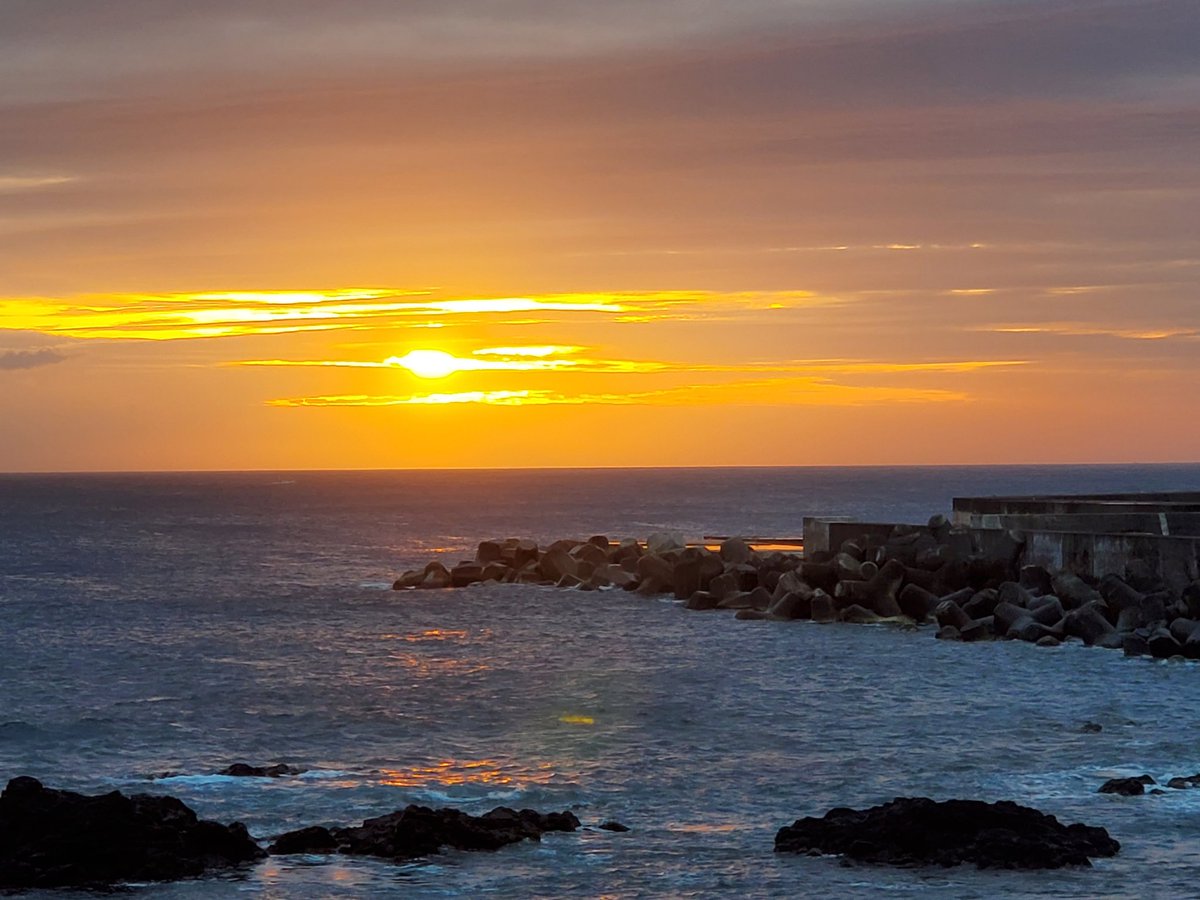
3, 465, 1200, 898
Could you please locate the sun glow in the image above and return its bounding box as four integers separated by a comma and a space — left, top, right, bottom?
390, 349, 460, 378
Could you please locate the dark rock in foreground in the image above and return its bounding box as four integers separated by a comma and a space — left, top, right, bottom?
269, 805, 580, 859
0, 776, 266, 889
774, 797, 1119, 869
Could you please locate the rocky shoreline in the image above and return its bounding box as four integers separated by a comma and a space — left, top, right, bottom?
393, 523, 1200, 660
1, 776, 1122, 889
0, 776, 583, 890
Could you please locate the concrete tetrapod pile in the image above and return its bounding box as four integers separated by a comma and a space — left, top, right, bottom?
393, 521, 1200, 660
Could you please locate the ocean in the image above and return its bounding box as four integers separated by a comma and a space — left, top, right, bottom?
3, 465, 1200, 898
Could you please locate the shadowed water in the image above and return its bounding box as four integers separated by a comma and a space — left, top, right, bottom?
3, 466, 1200, 897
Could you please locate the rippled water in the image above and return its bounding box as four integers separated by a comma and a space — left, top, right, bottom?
4, 466, 1200, 898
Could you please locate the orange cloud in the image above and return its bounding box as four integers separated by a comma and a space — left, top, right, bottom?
0, 289, 829, 341
267, 377, 970, 409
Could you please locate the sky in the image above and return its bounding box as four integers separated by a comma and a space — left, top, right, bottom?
1, 0, 1198, 471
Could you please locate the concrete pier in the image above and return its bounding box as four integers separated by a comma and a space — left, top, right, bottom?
806, 492, 1200, 593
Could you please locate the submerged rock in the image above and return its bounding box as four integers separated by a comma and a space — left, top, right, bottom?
1098, 776, 1154, 796
218, 762, 303, 777
599, 820, 631, 832
270, 804, 580, 860
0, 776, 265, 889
774, 797, 1118, 869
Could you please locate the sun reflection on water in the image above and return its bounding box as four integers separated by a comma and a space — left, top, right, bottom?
378, 758, 560, 788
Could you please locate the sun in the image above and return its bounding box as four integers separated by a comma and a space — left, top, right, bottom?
389, 349, 460, 378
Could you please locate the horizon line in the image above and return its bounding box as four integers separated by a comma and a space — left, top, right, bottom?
3, 460, 1200, 477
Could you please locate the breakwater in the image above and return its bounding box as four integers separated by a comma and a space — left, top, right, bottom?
393, 493, 1200, 661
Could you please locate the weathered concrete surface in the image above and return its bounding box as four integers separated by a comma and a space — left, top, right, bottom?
953, 494, 1200, 532
1021, 531, 1200, 594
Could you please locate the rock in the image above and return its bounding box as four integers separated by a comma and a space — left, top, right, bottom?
707, 572, 739, 601
939, 587, 976, 609
715, 591, 751, 610
1182, 580, 1200, 619
1019, 565, 1054, 596
476, 540, 504, 564
598, 820, 630, 832
1123, 633, 1150, 656
646, 532, 685, 556
450, 563, 485, 588
934, 599, 972, 631
634, 554, 674, 594
748, 586, 773, 611
719, 538, 754, 565
960, 618, 994, 642
1126, 559, 1165, 593
774, 797, 1118, 868
671, 556, 702, 600
1169, 617, 1200, 645
1094, 632, 1125, 650
964, 556, 1013, 591
991, 602, 1029, 638
393, 569, 425, 589
1028, 596, 1065, 626
1098, 573, 1143, 612
832, 552, 863, 582
840, 604, 883, 625
1098, 777, 1152, 796
728, 563, 760, 592
1080, 721, 1103, 733
219, 763, 302, 778
271, 805, 580, 861
481, 562, 510, 582
1036, 635, 1061, 647
898, 584, 939, 622
1183, 629, 1200, 660
996, 581, 1035, 609
1063, 605, 1116, 646
684, 590, 719, 610
608, 538, 641, 565
838, 539, 865, 561
903, 565, 939, 592
0, 776, 265, 889
811, 593, 837, 623
1167, 777, 1192, 790
587, 534, 611, 549
572, 542, 609, 568
537, 548, 577, 582
800, 562, 838, 594
1052, 573, 1104, 611
936, 625, 963, 641
1010, 618, 1056, 644
1148, 627, 1181, 659
735, 609, 768, 621
773, 569, 809, 598
963, 589, 1001, 620
420, 561, 452, 589
513, 540, 539, 569
768, 591, 812, 620
269, 825, 338, 854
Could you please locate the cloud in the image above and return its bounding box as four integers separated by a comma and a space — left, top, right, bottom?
0, 347, 66, 369
0, 289, 829, 341
266, 376, 970, 409
0, 174, 73, 192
